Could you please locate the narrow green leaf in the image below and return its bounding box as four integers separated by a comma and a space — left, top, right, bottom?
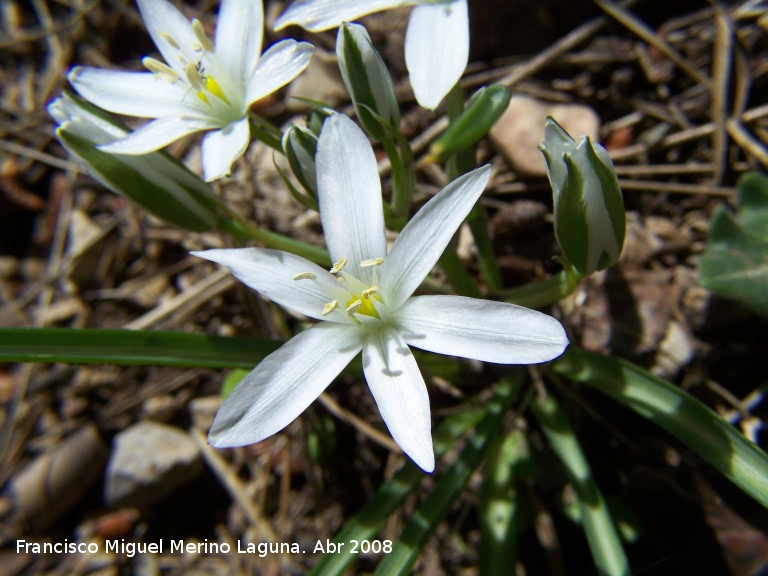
552, 347, 768, 509
373, 378, 520, 576
531, 392, 629, 576
309, 407, 486, 576
480, 430, 530, 576
0, 328, 279, 369
50, 92, 221, 232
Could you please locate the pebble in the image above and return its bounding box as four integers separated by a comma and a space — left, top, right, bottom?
489, 95, 601, 177
104, 421, 202, 508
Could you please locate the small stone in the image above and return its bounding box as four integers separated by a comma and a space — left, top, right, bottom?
490, 95, 601, 177
105, 421, 202, 507
8, 425, 108, 529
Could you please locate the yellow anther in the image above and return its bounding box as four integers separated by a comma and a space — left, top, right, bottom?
321, 300, 339, 316
143, 57, 179, 82
362, 287, 378, 299
345, 300, 362, 315
159, 32, 180, 49
184, 62, 206, 91
192, 19, 214, 52
292, 272, 316, 281
337, 277, 346, 283
329, 257, 347, 274
360, 257, 383, 267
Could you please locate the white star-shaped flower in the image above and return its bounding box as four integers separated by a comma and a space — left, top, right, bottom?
274, 0, 468, 110
193, 114, 568, 472
68, 0, 314, 181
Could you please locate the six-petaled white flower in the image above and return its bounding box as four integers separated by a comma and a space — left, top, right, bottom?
274, 0, 469, 110
192, 114, 568, 472
68, 0, 314, 181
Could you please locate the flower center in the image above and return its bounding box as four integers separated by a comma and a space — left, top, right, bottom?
143, 19, 232, 110
293, 256, 384, 322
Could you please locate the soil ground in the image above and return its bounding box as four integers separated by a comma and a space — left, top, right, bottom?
2, 0, 768, 574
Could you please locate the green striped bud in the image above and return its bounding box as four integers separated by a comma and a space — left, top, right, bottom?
48, 91, 220, 232
306, 106, 333, 137
539, 117, 625, 274
428, 85, 511, 162
336, 22, 400, 141
282, 124, 318, 197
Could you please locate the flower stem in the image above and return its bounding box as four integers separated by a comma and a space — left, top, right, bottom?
217, 212, 330, 266
248, 112, 284, 153
438, 238, 482, 299
498, 264, 581, 308
468, 204, 503, 292
444, 83, 503, 293
381, 124, 416, 225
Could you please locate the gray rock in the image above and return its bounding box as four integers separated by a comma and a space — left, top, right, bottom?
105, 421, 202, 508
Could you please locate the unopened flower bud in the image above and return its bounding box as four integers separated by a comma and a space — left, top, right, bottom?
539, 117, 625, 274
336, 22, 400, 141
282, 124, 318, 197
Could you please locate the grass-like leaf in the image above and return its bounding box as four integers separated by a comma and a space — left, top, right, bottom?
0, 328, 279, 368
309, 407, 486, 576
532, 392, 629, 576
372, 377, 520, 576
553, 347, 768, 509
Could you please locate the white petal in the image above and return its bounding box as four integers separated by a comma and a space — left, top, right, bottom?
200, 116, 250, 181
274, 0, 408, 32
380, 165, 490, 308
246, 40, 314, 105
215, 0, 263, 85
209, 323, 363, 447
98, 115, 210, 155
404, 0, 469, 110
48, 93, 128, 144
317, 114, 386, 278
136, 0, 200, 74
68, 67, 189, 118
398, 295, 569, 364
191, 247, 350, 322
363, 327, 434, 472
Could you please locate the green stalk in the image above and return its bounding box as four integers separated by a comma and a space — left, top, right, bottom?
444, 84, 503, 292
531, 392, 629, 576
499, 267, 581, 309
380, 132, 412, 226
248, 112, 284, 153
468, 204, 503, 292
438, 243, 483, 298
217, 213, 330, 266
552, 347, 768, 509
